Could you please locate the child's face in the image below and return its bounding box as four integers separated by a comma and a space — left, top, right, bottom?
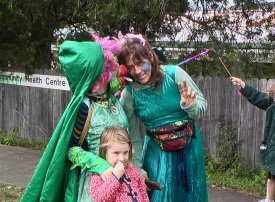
106, 142, 130, 167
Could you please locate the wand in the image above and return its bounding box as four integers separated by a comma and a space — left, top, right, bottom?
177, 49, 210, 66
211, 48, 232, 77
206, 30, 233, 77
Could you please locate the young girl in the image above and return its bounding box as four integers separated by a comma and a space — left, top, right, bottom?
231, 77, 275, 202
90, 126, 149, 202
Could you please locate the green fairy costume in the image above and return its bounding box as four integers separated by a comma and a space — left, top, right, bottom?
120, 65, 208, 202
21, 41, 143, 202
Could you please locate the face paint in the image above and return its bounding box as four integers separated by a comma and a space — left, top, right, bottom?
125, 57, 152, 84
142, 62, 151, 73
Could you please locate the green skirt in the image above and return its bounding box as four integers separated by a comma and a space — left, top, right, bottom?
142, 122, 208, 202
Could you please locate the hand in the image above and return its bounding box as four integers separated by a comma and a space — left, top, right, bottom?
178, 80, 196, 107
230, 77, 245, 88
112, 161, 125, 179
101, 166, 113, 181
144, 177, 164, 191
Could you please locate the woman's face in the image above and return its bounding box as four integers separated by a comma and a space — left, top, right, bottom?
125, 55, 152, 84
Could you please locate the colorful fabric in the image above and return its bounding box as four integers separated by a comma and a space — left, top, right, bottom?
147, 120, 194, 151
90, 165, 149, 202
70, 102, 89, 147
20, 41, 105, 202
120, 65, 208, 202
68, 146, 110, 173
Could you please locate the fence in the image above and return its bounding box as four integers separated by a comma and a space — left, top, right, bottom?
0, 69, 274, 168
197, 77, 275, 167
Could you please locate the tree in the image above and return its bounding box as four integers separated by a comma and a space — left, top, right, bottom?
165, 0, 275, 78
162, 1, 274, 78
0, 0, 94, 71
0, 0, 187, 71
0, 0, 274, 78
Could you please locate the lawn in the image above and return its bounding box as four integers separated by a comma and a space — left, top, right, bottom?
0, 183, 25, 202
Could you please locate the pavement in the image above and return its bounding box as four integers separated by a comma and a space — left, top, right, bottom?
0, 144, 263, 202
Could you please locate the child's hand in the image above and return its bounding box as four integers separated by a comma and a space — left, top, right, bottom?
101, 166, 113, 181
230, 77, 245, 88
178, 80, 196, 107
112, 161, 125, 179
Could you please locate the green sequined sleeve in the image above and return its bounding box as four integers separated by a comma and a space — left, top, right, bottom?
68, 146, 110, 174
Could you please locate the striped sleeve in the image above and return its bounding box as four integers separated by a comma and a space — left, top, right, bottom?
69, 101, 89, 147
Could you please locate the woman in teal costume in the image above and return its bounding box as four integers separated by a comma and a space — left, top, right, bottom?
21, 34, 144, 202
118, 34, 208, 202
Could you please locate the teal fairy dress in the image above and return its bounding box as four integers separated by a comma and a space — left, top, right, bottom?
120, 65, 209, 202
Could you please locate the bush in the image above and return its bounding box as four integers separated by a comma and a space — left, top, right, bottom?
206, 116, 266, 196
0, 128, 46, 151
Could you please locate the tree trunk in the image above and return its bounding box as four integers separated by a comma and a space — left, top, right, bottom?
33, 43, 53, 70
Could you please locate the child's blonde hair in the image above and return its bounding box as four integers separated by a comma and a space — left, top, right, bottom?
267, 84, 275, 99
99, 126, 133, 162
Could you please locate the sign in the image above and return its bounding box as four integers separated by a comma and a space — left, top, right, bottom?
0, 71, 70, 91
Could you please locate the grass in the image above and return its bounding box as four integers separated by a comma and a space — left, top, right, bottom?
0, 128, 47, 151
207, 168, 265, 197
206, 157, 266, 198
0, 183, 25, 202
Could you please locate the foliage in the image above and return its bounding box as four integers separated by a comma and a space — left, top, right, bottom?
0, 0, 187, 71
153, 41, 275, 78
0, 129, 46, 151
204, 116, 242, 172
206, 116, 266, 196
0, 0, 274, 75
80, 0, 188, 40
215, 116, 241, 171
207, 165, 266, 196
0, 183, 25, 202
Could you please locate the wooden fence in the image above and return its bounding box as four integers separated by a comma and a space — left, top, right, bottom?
197, 77, 275, 167
0, 69, 274, 168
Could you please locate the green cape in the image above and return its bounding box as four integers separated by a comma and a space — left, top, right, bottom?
21, 41, 104, 202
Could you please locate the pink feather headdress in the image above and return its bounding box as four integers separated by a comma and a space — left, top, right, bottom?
89, 32, 122, 93
118, 31, 146, 46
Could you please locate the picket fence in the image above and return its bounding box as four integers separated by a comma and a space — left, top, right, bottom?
0, 69, 274, 168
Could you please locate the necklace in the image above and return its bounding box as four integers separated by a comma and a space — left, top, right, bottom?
108, 97, 119, 115
90, 94, 119, 115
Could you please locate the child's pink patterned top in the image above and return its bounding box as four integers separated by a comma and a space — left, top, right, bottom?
90, 165, 149, 202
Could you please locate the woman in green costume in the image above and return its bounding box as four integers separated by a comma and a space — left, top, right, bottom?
118, 33, 209, 202
20, 34, 144, 202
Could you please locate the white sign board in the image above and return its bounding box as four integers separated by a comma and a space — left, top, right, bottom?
0, 71, 70, 91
